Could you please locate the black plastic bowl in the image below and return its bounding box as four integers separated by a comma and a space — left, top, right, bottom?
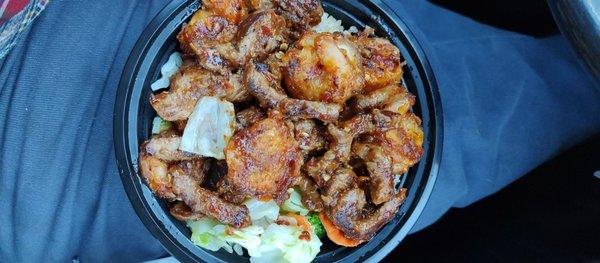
114, 0, 443, 262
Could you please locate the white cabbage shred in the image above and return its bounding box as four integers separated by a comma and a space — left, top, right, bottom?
281, 188, 309, 216
188, 193, 322, 263
151, 52, 183, 91
312, 12, 358, 35
179, 96, 235, 159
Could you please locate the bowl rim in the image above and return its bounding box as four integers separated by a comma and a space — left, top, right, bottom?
114, 0, 443, 262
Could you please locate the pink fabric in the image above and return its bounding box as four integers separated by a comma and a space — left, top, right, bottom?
1, 0, 31, 23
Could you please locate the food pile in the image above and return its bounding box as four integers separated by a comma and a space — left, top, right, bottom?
138, 0, 424, 261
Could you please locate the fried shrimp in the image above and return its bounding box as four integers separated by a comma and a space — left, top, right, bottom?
283, 32, 364, 104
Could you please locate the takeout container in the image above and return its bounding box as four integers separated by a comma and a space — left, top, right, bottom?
114, 0, 443, 262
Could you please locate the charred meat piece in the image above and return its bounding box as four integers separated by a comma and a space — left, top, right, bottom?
174, 119, 188, 134
321, 168, 407, 241
144, 135, 199, 162
363, 147, 394, 205
171, 160, 251, 228
275, 0, 323, 34
283, 32, 364, 104
354, 85, 415, 115
293, 175, 324, 212
170, 201, 205, 221
354, 112, 424, 174
151, 63, 250, 121
340, 109, 411, 136
335, 189, 406, 241
320, 168, 359, 208
236, 10, 288, 64
202, 0, 249, 24
139, 149, 175, 199
177, 9, 241, 73
235, 105, 267, 130
263, 51, 288, 82
383, 91, 416, 115
355, 27, 404, 92
293, 119, 327, 156
224, 115, 301, 203
305, 124, 353, 187
244, 61, 342, 122
245, 0, 275, 11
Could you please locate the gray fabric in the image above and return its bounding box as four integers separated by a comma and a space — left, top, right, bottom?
0, 1, 169, 261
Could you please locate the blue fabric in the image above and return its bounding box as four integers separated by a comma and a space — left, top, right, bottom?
0, 0, 598, 262
382, 1, 600, 232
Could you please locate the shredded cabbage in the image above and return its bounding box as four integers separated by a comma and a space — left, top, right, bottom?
151, 116, 172, 134
187, 217, 264, 256
251, 222, 322, 263
188, 194, 322, 262
281, 188, 309, 216
244, 198, 280, 228
187, 218, 231, 252
179, 96, 235, 159
151, 52, 183, 91
212, 224, 264, 257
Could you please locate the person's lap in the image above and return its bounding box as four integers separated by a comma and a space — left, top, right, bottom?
0, 0, 598, 261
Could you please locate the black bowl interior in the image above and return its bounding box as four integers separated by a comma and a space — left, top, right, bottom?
114, 0, 442, 262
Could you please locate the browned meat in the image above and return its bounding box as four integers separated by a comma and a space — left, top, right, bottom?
138, 149, 175, 199
244, 0, 322, 36
174, 119, 188, 133
293, 175, 323, 212
355, 85, 401, 110
338, 189, 406, 240
355, 27, 404, 92
354, 85, 416, 115
283, 32, 364, 104
202, 0, 249, 24
383, 91, 416, 115
169, 201, 205, 221
224, 115, 301, 203
176, 0, 250, 72
177, 9, 241, 73
245, 0, 275, 11
320, 168, 358, 208
176, 159, 209, 183
305, 124, 353, 186
244, 61, 342, 122
340, 109, 409, 136
275, 0, 323, 33
263, 51, 286, 82
144, 136, 199, 162
171, 160, 251, 228
236, 10, 288, 64
354, 112, 423, 174
321, 168, 407, 240
363, 147, 394, 205
151, 63, 250, 121
293, 119, 327, 156
235, 105, 267, 130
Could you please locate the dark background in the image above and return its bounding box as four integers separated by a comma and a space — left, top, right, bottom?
386, 135, 600, 262
384, 1, 600, 262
